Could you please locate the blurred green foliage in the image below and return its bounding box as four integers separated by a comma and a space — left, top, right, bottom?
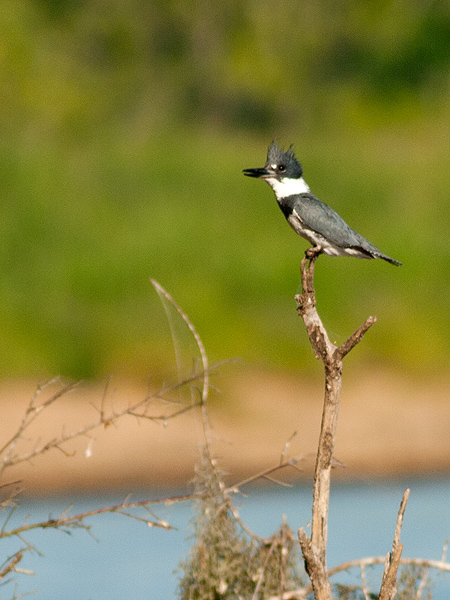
0, 0, 449, 378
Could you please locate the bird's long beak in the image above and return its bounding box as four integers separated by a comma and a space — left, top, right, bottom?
242, 167, 272, 178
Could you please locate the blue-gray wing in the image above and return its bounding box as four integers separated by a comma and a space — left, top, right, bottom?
291, 194, 382, 253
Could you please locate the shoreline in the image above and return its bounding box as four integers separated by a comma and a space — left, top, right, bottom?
1, 370, 448, 495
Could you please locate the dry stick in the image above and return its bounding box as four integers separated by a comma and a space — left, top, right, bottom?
378, 488, 410, 600
225, 455, 307, 545
226, 454, 306, 492
270, 555, 450, 600
0, 492, 204, 540
151, 279, 215, 458
0, 552, 23, 581
328, 555, 450, 580
295, 251, 376, 600
0, 379, 81, 477
0, 361, 230, 472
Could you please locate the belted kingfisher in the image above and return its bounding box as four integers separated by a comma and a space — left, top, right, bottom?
243, 142, 402, 266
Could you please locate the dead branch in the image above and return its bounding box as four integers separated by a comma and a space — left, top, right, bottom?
0, 490, 204, 542
270, 554, 450, 600
329, 555, 450, 579
378, 488, 409, 600
0, 281, 223, 597
153, 280, 309, 568
1, 281, 233, 479
151, 279, 209, 407
0, 379, 81, 477
226, 454, 307, 493
224, 454, 307, 545
0, 364, 225, 474
295, 253, 376, 600
0, 552, 23, 581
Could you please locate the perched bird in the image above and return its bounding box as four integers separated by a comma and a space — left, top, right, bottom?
243, 142, 402, 266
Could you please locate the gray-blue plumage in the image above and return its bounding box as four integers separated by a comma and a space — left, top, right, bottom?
243, 142, 402, 266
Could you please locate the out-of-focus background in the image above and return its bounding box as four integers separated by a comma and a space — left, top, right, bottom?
1, 0, 450, 491
2, 3, 450, 599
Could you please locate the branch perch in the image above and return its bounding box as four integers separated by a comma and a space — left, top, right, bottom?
295, 253, 377, 600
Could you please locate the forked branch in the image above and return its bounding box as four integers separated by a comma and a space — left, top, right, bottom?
295, 252, 377, 600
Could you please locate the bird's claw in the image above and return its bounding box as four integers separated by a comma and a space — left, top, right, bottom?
305, 246, 323, 260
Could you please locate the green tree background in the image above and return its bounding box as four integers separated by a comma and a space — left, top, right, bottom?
1, 0, 449, 379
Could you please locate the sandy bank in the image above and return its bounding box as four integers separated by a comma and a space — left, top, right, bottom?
1, 369, 449, 496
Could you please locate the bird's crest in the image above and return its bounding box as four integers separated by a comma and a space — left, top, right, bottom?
266, 141, 303, 177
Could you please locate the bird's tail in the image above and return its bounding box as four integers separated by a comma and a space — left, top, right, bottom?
378, 253, 402, 267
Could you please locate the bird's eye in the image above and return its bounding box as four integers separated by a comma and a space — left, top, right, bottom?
278, 164, 286, 172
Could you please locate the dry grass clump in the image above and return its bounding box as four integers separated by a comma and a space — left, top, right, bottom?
179, 447, 304, 600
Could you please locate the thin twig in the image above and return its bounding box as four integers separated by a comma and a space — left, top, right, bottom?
280, 431, 298, 466
151, 279, 209, 406
335, 315, 377, 361
0, 492, 204, 540
279, 556, 450, 600
1, 366, 223, 470
393, 489, 410, 554
379, 489, 409, 600
441, 537, 450, 562
360, 562, 371, 600
0, 552, 23, 581
226, 454, 306, 492
0, 380, 81, 476
330, 556, 450, 577
416, 565, 430, 599
226, 499, 271, 544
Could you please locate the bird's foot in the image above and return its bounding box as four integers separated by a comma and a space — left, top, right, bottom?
305, 245, 322, 260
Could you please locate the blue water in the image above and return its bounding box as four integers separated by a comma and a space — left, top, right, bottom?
3, 478, 450, 599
